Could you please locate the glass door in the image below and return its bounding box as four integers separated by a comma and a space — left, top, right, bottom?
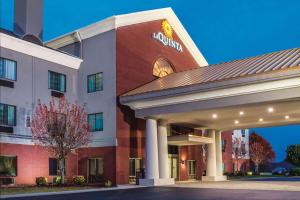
88, 158, 103, 183
129, 158, 142, 184
168, 155, 178, 180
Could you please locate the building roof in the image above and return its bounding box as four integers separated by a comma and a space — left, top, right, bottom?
0, 31, 83, 69
122, 48, 300, 97
45, 8, 208, 67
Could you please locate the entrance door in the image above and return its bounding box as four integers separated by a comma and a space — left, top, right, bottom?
187, 160, 196, 180
129, 158, 142, 184
168, 155, 178, 180
88, 158, 103, 183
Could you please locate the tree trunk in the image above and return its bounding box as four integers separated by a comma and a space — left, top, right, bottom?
59, 158, 65, 184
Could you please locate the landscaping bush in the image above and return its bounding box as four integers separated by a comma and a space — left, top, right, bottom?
104, 180, 112, 187
290, 167, 300, 176
73, 175, 85, 185
53, 176, 63, 185
36, 177, 48, 186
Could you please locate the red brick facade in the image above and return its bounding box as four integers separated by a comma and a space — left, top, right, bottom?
115, 19, 200, 184
0, 143, 78, 185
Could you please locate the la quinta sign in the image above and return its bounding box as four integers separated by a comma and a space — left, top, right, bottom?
152, 20, 183, 52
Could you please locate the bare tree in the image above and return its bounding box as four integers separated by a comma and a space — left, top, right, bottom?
249, 132, 275, 174
232, 138, 246, 174
31, 97, 90, 184
249, 142, 264, 173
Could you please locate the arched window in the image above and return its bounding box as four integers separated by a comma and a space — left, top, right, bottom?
153, 58, 174, 78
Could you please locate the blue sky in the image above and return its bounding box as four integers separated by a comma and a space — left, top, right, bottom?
1, 0, 300, 161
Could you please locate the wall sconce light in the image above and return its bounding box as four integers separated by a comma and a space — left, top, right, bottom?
180, 160, 186, 165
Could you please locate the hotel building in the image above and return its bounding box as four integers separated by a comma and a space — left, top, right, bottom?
1, 0, 299, 186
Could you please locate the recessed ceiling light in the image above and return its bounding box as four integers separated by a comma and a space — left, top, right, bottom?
259, 118, 263, 122
212, 114, 218, 119
268, 107, 274, 113
239, 111, 244, 116
234, 120, 239, 124
285, 115, 290, 119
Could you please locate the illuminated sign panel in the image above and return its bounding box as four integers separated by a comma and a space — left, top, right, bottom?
152, 20, 183, 52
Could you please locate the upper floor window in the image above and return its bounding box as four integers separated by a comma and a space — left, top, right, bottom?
241, 143, 246, 155
0, 58, 17, 81
153, 58, 174, 78
48, 71, 66, 92
0, 103, 16, 126
241, 129, 246, 137
88, 112, 103, 132
221, 139, 226, 152
88, 73, 103, 93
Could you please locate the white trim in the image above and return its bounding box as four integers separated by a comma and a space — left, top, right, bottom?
125, 77, 300, 110
0, 33, 82, 69
45, 8, 208, 67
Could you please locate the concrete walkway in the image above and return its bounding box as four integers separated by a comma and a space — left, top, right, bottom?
171, 177, 300, 192
0, 184, 146, 199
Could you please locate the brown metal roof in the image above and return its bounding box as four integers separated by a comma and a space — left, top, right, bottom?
122, 48, 300, 97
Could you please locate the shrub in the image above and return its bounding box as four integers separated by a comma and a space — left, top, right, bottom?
36, 177, 48, 186
247, 171, 253, 176
290, 167, 300, 176
73, 175, 85, 185
104, 180, 112, 187
53, 176, 62, 185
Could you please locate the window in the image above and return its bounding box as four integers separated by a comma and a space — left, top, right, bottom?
0, 156, 17, 177
153, 58, 174, 78
221, 139, 226, 152
241, 143, 246, 155
187, 160, 196, 179
49, 158, 66, 176
241, 129, 246, 137
0, 58, 17, 81
48, 71, 66, 92
0, 103, 16, 126
88, 113, 103, 132
25, 115, 31, 128
88, 73, 103, 93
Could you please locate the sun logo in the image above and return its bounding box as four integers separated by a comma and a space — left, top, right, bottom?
161, 20, 173, 39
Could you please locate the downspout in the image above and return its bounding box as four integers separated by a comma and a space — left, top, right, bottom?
75, 31, 83, 59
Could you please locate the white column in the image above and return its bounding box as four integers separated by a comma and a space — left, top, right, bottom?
206, 129, 217, 177
145, 118, 159, 179
157, 120, 169, 179
215, 130, 223, 176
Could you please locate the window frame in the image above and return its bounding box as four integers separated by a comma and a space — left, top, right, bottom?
49, 158, 66, 176
0, 155, 17, 177
88, 112, 103, 132
0, 57, 17, 81
0, 103, 17, 127
241, 129, 246, 137
87, 72, 103, 93
48, 70, 66, 92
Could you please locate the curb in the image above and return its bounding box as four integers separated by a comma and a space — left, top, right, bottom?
0, 185, 147, 199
